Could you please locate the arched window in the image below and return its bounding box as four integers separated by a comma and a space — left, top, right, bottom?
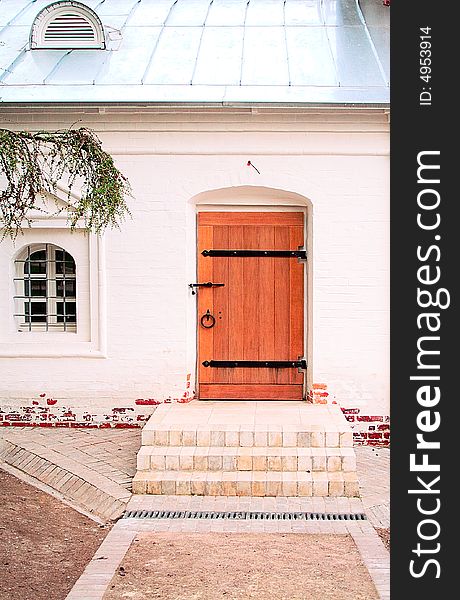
30, 1, 105, 50
14, 244, 77, 332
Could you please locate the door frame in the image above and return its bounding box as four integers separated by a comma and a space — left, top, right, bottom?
193, 204, 311, 401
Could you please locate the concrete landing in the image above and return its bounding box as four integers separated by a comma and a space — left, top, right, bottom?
133, 401, 359, 497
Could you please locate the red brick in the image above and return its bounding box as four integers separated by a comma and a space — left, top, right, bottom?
135, 398, 161, 405
357, 415, 384, 422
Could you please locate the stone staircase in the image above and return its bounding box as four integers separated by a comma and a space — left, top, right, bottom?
132, 402, 359, 497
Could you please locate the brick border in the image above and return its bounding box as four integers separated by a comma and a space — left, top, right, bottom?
0, 437, 130, 521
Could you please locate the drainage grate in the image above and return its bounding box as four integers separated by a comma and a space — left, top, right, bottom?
123, 510, 367, 521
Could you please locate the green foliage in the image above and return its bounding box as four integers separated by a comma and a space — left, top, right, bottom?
0, 127, 131, 240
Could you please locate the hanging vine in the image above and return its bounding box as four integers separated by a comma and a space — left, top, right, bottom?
0, 127, 131, 240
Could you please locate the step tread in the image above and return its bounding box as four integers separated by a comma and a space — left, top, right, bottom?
141, 431, 353, 448
138, 446, 355, 456
131, 470, 359, 497
133, 470, 358, 482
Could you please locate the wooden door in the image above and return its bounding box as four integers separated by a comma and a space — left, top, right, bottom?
197, 212, 305, 400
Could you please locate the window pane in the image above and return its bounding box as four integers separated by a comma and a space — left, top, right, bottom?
57, 301, 76, 323
56, 280, 76, 297
25, 280, 47, 297
55, 250, 76, 275
24, 250, 46, 275
24, 301, 47, 322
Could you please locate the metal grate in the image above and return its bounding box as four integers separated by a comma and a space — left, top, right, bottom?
123, 510, 367, 521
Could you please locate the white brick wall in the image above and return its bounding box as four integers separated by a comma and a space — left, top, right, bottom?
0, 107, 389, 426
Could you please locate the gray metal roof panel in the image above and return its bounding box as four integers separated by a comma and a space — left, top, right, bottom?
0, 0, 389, 105
120, 0, 176, 27
193, 26, 244, 86
0, 84, 390, 105
3, 49, 68, 84
0, 0, 26, 26
245, 0, 285, 26
142, 27, 203, 85
96, 27, 163, 85
366, 25, 389, 85
326, 25, 385, 87
241, 27, 289, 86
206, 0, 248, 27
167, 0, 213, 26
95, 0, 141, 18
359, 0, 390, 84
0, 25, 30, 75
44, 50, 108, 84
1, 0, 54, 27
286, 27, 338, 87
284, 0, 324, 26
323, 0, 364, 26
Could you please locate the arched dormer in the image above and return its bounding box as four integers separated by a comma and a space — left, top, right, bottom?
30, 1, 105, 50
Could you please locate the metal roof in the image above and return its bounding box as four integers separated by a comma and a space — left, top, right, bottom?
0, 0, 390, 105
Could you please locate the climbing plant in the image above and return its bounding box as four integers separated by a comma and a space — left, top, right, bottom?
0, 127, 131, 240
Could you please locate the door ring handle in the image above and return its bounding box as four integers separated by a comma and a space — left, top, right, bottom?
200, 310, 216, 329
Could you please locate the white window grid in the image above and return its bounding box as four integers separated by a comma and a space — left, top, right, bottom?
14, 244, 77, 333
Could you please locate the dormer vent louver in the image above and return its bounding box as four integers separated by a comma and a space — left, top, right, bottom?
31, 1, 105, 50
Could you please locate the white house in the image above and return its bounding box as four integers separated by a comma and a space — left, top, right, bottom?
0, 0, 390, 447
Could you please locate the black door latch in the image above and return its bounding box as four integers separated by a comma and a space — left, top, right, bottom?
188, 282, 225, 295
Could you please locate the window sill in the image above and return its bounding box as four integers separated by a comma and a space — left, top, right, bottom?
0, 338, 106, 358
0, 350, 107, 358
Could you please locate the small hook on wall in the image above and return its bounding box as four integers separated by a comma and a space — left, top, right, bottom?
246, 160, 261, 174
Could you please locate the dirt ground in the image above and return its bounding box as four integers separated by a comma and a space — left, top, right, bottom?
376, 528, 390, 551
0, 468, 109, 600
104, 532, 379, 600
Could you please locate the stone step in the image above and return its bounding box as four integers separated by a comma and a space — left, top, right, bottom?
136, 446, 357, 473
132, 470, 359, 497
141, 427, 353, 449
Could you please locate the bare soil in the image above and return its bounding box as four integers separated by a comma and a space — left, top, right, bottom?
104, 532, 379, 600
376, 527, 390, 551
0, 468, 109, 600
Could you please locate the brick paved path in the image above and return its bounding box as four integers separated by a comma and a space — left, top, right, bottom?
0, 427, 389, 526
0, 427, 390, 598
356, 446, 390, 529
0, 427, 141, 520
